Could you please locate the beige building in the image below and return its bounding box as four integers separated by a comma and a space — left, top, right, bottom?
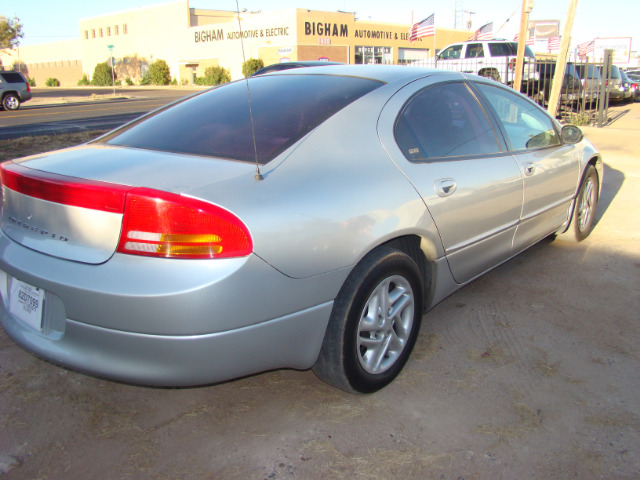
1, 0, 470, 87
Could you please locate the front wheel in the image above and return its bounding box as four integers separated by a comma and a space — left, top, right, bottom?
559, 164, 599, 242
313, 247, 423, 394
2, 94, 20, 111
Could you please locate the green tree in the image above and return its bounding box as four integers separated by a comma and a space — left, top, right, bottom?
242, 58, 264, 77
0, 16, 23, 49
195, 65, 231, 86
148, 59, 171, 85
91, 62, 114, 86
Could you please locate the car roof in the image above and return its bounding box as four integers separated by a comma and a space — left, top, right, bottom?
262, 64, 462, 84
252, 61, 343, 75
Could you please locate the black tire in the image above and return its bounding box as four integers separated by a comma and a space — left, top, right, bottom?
2, 94, 20, 111
313, 247, 423, 394
479, 69, 501, 83
559, 164, 599, 242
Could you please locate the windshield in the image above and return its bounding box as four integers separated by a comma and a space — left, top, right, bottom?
102, 74, 383, 164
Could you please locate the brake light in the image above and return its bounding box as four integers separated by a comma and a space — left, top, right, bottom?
0, 162, 128, 212
508, 59, 517, 71
117, 188, 252, 259
27, 83, 31, 93
0, 162, 252, 259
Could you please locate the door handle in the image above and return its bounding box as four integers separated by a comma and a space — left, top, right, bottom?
524, 163, 536, 176
435, 178, 457, 197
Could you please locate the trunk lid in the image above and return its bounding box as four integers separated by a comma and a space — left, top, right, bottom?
1, 145, 255, 264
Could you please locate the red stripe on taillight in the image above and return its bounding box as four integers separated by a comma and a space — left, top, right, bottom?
0, 162, 253, 259
117, 188, 252, 259
0, 162, 129, 213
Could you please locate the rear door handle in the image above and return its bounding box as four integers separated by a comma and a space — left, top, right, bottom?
524, 163, 536, 176
435, 178, 457, 197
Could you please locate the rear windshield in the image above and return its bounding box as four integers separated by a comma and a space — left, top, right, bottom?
488, 42, 534, 58
0, 72, 25, 83
575, 64, 601, 79
102, 74, 383, 164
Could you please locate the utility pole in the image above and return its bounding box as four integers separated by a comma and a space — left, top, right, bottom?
107, 45, 116, 96
464, 10, 476, 30
548, 0, 579, 118
513, 0, 534, 92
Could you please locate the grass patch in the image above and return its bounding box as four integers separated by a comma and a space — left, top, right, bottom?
0, 130, 108, 162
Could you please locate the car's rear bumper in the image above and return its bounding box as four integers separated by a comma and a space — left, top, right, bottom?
0, 292, 332, 386
0, 232, 343, 386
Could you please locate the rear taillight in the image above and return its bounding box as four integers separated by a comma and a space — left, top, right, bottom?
26, 83, 31, 93
117, 188, 252, 259
0, 162, 252, 259
0, 161, 129, 212
508, 59, 516, 71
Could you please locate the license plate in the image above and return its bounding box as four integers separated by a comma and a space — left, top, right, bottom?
9, 279, 45, 331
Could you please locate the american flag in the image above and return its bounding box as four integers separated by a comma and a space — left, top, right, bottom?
515, 28, 535, 45
469, 22, 493, 41
578, 40, 594, 57
548, 36, 561, 51
409, 14, 435, 42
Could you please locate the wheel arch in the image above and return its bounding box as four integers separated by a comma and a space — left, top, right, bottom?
379, 234, 437, 312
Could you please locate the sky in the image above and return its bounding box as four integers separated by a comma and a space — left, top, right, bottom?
4, 0, 639, 53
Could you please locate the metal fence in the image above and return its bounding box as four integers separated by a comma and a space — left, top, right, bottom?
402, 53, 625, 126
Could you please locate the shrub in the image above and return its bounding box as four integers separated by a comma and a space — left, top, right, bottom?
148, 59, 171, 85
45, 77, 60, 87
125, 77, 134, 86
140, 73, 152, 86
91, 62, 115, 86
77, 74, 90, 86
27, 77, 36, 87
195, 66, 231, 86
242, 58, 264, 77
170, 77, 178, 85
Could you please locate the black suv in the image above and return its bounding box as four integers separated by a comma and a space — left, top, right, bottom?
0, 71, 32, 111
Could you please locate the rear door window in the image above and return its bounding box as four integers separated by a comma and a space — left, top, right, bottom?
394, 82, 501, 161
465, 43, 485, 58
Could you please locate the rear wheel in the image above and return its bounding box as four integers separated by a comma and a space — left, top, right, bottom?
2, 94, 20, 111
559, 164, 599, 242
479, 69, 501, 83
313, 247, 423, 393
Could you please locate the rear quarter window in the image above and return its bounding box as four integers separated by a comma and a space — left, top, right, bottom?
102, 74, 383, 164
0, 73, 25, 83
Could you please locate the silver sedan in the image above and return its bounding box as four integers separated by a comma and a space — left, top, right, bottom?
0, 66, 602, 393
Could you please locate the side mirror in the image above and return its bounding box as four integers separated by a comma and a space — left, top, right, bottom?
561, 125, 583, 144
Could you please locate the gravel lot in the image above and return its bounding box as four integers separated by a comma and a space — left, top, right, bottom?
1, 103, 639, 480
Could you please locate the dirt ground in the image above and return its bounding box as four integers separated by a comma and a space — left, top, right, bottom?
1, 103, 639, 480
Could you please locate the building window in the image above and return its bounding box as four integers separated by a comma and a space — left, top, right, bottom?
355, 46, 392, 65
123, 24, 128, 34
92, 29, 96, 39
115, 25, 119, 35
84, 30, 89, 40
107, 27, 111, 36
99, 28, 103, 37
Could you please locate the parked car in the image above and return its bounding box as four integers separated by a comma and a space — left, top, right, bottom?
619, 69, 637, 102
0, 71, 32, 111
0, 66, 602, 393
573, 63, 602, 105
252, 60, 342, 75
624, 71, 640, 101
436, 40, 538, 84
529, 61, 583, 106
602, 64, 630, 103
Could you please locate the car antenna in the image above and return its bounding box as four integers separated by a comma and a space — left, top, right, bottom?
235, 1, 263, 181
